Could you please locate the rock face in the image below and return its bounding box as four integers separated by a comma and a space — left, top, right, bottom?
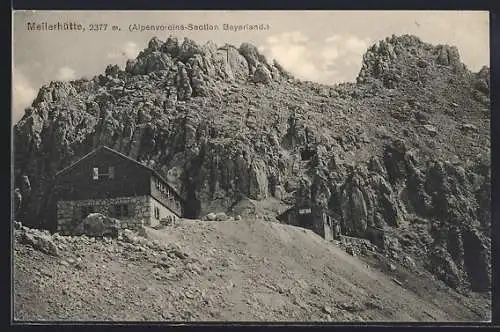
13, 35, 490, 292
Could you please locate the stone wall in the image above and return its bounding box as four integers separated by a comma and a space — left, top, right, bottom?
56, 195, 151, 234
338, 235, 377, 256
150, 196, 179, 227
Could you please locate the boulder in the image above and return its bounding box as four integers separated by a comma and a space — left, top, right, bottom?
205, 213, 217, 221
215, 212, 229, 221
73, 213, 121, 238
18, 229, 59, 256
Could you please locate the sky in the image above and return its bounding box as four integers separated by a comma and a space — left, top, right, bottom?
12, 10, 489, 123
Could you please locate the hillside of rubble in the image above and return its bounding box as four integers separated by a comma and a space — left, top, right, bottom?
13, 221, 491, 322
13, 34, 491, 294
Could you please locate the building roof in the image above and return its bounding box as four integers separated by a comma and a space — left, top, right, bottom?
55, 145, 185, 202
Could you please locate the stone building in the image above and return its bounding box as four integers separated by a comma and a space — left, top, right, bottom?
276, 204, 342, 241
53, 146, 184, 234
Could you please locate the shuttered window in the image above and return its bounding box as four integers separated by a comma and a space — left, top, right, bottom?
92, 165, 115, 180
92, 167, 99, 180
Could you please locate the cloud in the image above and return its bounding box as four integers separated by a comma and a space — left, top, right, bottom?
107, 41, 140, 60
259, 31, 371, 84
266, 32, 309, 45
260, 32, 325, 82
56, 66, 76, 81
12, 68, 37, 123
345, 36, 370, 54
325, 35, 341, 43
320, 46, 340, 63
326, 35, 371, 66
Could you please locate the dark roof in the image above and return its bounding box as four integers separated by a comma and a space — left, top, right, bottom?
277, 205, 342, 221
276, 205, 296, 222
55, 145, 185, 202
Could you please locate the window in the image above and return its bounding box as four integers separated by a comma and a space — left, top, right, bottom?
92, 165, 115, 180
154, 206, 160, 220
155, 178, 174, 198
92, 167, 99, 180
114, 204, 129, 218
81, 206, 94, 218
298, 208, 311, 215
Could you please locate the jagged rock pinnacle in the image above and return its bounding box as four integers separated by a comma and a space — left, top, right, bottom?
357, 34, 467, 87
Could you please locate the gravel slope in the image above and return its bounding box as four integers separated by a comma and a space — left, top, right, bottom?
13, 219, 491, 322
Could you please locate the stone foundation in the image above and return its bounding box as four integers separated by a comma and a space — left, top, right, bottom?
56, 196, 151, 235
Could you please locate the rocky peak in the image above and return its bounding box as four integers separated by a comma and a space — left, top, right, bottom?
357, 34, 467, 87
33, 81, 78, 105
113, 36, 290, 103
123, 36, 285, 87
147, 36, 163, 52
